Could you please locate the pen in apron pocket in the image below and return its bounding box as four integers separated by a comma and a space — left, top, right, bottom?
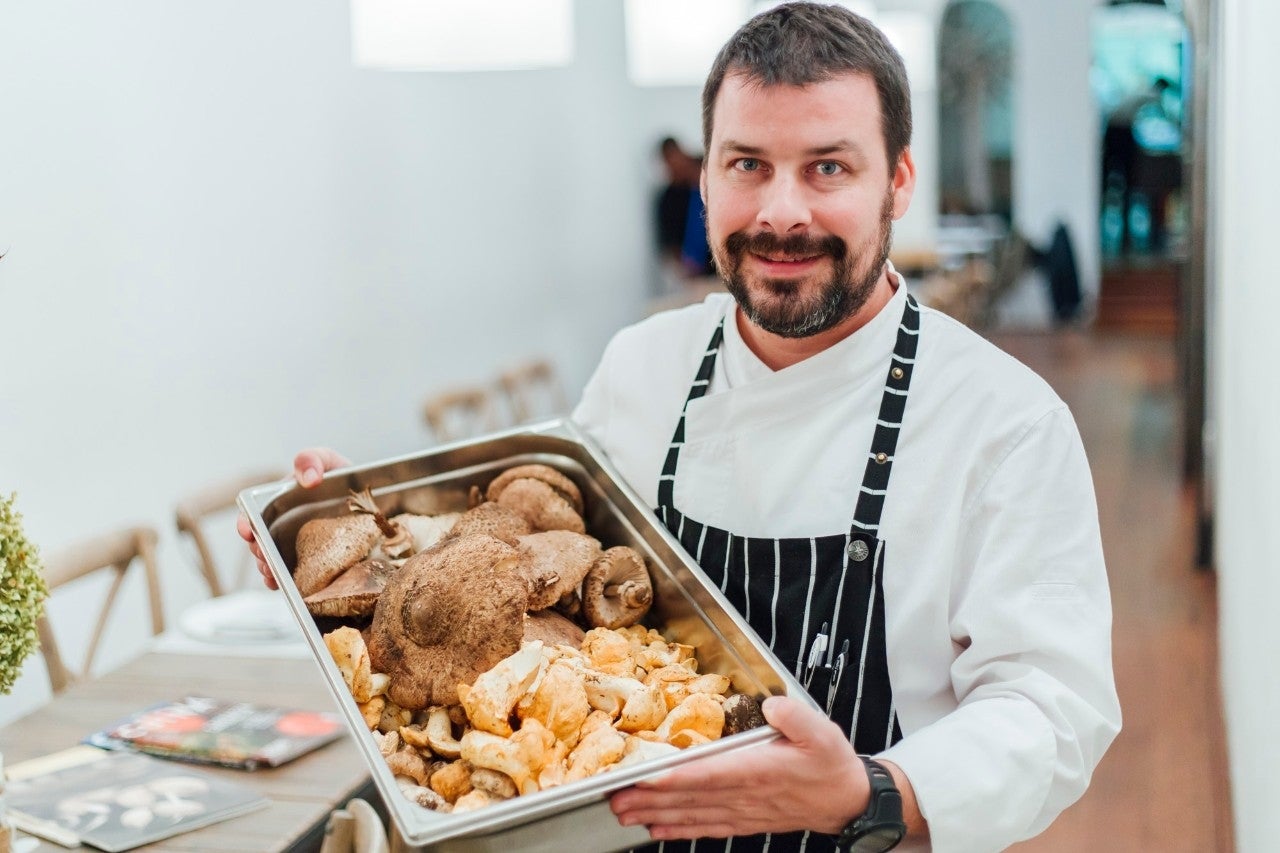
803, 622, 830, 692
826, 638, 850, 715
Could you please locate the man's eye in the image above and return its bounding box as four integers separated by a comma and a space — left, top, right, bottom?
815, 161, 843, 176
735, 158, 761, 172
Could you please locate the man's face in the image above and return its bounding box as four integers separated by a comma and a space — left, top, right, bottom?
702, 72, 915, 338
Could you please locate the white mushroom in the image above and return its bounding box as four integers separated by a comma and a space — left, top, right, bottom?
581, 547, 653, 629
423, 706, 464, 759
615, 681, 668, 733
582, 671, 645, 718
461, 641, 544, 737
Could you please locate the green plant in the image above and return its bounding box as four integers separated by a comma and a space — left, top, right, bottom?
0, 493, 49, 694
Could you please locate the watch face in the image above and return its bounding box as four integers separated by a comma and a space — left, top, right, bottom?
850, 826, 906, 852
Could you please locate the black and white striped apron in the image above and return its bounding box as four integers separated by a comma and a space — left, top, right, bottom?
637, 294, 921, 853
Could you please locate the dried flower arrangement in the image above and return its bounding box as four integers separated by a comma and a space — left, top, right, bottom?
0, 492, 49, 694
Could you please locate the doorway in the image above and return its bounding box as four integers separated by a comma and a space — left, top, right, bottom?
1090, 0, 1189, 334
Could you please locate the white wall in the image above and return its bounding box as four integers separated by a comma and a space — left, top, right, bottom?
1007, 0, 1101, 301
0, 0, 651, 720
1214, 0, 1280, 848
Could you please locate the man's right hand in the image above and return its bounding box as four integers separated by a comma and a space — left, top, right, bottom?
237, 447, 353, 590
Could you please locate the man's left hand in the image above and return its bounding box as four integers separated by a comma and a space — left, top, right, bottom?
609, 695, 868, 840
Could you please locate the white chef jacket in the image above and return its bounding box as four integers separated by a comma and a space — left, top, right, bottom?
572, 274, 1121, 853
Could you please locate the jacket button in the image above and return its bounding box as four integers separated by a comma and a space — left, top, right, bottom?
848, 540, 870, 562
875, 452, 889, 464
891, 366, 905, 380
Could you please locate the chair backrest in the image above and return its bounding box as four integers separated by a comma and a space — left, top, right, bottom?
497, 358, 568, 425
36, 525, 164, 694
422, 385, 501, 443
974, 229, 1031, 328
175, 469, 286, 597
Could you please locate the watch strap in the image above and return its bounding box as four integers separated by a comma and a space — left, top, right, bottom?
836, 756, 907, 852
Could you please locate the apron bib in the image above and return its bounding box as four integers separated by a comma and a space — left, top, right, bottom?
638, 294, 921, 853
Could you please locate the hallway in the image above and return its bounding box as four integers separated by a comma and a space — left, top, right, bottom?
991, 328, 1233, 851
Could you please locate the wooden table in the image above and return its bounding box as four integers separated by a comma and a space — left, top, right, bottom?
0, 652, 373, 852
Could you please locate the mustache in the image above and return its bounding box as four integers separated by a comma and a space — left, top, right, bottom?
724, 231, 847, 259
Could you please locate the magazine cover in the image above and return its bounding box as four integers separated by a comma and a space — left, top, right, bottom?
6, 748, 267, 852
85, 695, 344, 770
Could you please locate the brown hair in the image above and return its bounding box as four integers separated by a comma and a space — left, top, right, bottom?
701, 2, 912, 173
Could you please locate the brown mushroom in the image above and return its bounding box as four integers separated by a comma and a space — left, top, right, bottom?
302, 557, 395, 618
385, 749, 432, 787
553, 588, 582, 619
446, 501, 534, 546
294, 514, 380, 596
367, 534, 529, 709
348, 488, 416, 560
722, 693, 768, 736
492, 478, 586, 534
515, 530, 602, 610
581, 547, 653, 629
522, 609, 586, 649
486, 464, 584, 514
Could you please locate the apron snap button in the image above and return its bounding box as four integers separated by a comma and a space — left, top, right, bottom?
848, 540, 870, 562
891, 366, 905, 380
874, 452, 889, 464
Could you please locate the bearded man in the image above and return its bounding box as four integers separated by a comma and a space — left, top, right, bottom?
577, 4, 1121, 852
245, 4, 1120, 851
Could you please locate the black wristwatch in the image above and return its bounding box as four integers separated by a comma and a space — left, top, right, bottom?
836, 756, 907, 852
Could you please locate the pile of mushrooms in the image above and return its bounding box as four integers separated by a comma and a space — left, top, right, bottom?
323, 625, 765, 813
296, 465, 652, 636
296, 463, 765, 815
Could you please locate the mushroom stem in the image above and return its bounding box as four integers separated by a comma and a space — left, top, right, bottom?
604, 581, 652, 608
348, 488, 401, 538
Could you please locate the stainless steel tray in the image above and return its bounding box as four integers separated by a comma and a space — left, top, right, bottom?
238, 418, 815, 852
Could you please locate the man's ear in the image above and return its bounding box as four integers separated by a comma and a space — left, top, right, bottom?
699, 162, 708, 205
891, 147, 917, 221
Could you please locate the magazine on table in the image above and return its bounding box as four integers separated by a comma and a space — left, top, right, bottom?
5, 746, 268, 852
84, 695, 344, 770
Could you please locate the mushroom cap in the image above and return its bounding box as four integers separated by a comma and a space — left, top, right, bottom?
367, 534, 528, 709
581, 546, 653, 629
303, 557, 396, 617
294, 515, 380, 596
522, 609, 586, 649
447, 502, 534, 546
515, 530, 602, 610
494, 479, 585, 534
486, 464, 584, 515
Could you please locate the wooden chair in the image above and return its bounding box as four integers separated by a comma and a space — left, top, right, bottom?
175, 468, 286, 597
973, 228, 1032, 328
36, 525, 164, 694
497, 358, 569, 425
319, 798, 389, 853
422, 385, 501, 443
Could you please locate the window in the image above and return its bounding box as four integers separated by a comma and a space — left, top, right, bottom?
624, 0, 745, 87
351, 0, 573, 71
626, 1, 928, 89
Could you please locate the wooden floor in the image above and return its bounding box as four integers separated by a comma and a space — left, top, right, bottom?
990, 327, 1233, 852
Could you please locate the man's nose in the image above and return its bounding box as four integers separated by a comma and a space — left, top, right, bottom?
756, 175, 812, 233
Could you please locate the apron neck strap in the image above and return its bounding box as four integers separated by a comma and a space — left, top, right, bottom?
658, 320, 724, 509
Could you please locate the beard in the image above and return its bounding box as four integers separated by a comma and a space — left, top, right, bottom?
713, 189, 896, 339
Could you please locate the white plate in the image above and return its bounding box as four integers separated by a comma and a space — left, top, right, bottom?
179, 589, 304, 645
